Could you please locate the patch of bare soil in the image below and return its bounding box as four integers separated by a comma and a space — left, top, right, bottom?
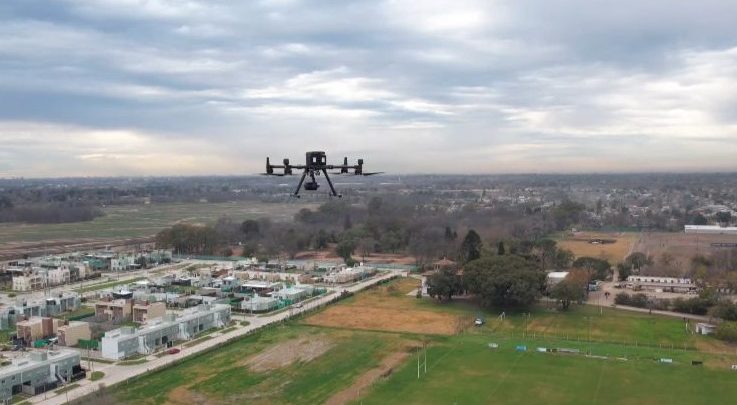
166, 386, 214, 405
245, 336, 334, 372
325, 350, 412, 405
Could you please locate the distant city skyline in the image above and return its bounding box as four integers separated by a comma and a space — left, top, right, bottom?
2, 1, 737, 177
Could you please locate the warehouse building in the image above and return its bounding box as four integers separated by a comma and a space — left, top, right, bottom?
0, 350, 84, 402
101, 304, 231, 360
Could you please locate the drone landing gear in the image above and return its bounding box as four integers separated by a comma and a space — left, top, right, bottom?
291, 170, 341, 198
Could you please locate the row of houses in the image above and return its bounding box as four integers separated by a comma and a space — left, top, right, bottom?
100, 304, 231, 360
0, 293, 81, 330
0, 350, 84, 402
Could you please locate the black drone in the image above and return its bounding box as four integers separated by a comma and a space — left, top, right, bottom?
262, 151, 382, 197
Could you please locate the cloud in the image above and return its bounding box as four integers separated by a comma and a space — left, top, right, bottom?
1, 0, 737, 176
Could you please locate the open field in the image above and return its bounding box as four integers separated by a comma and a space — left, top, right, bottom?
110, 325, 416, 405
555, 231, 640, 263
0, 201, 313, 259
0, 201, 310, 243
635, 232, 737, 275
303, 278, 466, 335
359, 333, 737, 405
104, 278, 737, 405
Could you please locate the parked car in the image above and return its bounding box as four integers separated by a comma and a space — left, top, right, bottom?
167, 348, 181, 355
474, 318, 485, 326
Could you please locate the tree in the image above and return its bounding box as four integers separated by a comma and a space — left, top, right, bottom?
716, 211, 732, 225
497, 241, 505, 255
550, 271, 587, 310
692, 213, 708, 225
463, 255, 545, 308
241, 220, 260, 239
336, 240, 356, 263
572, 257, 611, 281
426, 268, 463, 301
624, 252, 651, 271
459, 230, 482, 263
532, 239, 558, 270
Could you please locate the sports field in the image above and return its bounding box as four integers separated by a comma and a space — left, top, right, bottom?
555, 231, 640, 263
103, 278, 737, 404
359, 333, 737, 405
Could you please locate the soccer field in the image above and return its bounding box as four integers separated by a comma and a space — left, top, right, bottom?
359, 333, 737, 405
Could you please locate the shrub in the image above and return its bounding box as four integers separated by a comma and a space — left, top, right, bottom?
629, 293, 650, 308
716, 322, 737, 343
672, 297, 710, 315
714, 301, 737, 321
614, 292, 631, 306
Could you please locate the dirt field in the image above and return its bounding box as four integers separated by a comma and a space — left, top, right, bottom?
634, 232, 737, 275
245, 336, 334, 372
325, 350, 412, 405
304, 278, 462, 335
556, 231, 640, 263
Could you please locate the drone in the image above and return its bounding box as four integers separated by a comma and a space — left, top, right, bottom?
262, 151, 382, 198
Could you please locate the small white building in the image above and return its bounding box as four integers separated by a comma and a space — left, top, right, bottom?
685, 225, 737, 235
696, 323, 717, 335
546, 271, 569, 287
241, 295, 279, 312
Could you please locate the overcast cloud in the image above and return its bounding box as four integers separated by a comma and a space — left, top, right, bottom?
1, 0, 737, 177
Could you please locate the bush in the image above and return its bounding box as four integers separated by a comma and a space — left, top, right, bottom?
716, 322, 737, 343
714, 301, 737, 321
672, 297, 710, 315
629, 293, 649, 308
614, 292, 631, 306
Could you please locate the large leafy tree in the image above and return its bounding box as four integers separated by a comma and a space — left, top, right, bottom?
464, 255, 546, 308
550, 270, 588, 310
572, 256, 611, 281
459, 229, 483, 263
426, 268, 463, 301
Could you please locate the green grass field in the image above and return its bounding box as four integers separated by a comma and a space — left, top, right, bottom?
110, 325, 410, 405
0, 201, 312, 244
358, 333, 737, 405
102, 278, 737, 405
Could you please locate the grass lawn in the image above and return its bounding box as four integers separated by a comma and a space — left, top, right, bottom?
111, 324, 411, 405
90, 371, 105, 381
358, 333, 737, 405
0, 201, 313, 244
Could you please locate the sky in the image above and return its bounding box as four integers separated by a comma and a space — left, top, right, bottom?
1, 0, 737, 177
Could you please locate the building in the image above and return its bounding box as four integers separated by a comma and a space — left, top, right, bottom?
57, 321, 92, 347
626, 276, 696, 293
95, 299, 133, 322
101, 304, 231, 360
685, 225, 737, 234
324, 266, 376, 284
95, 299, 166, 323
0, 350, 85, 402
15, 317, 64, 344
0, 293, 81, 330
240, 295, 278, 312
132, 301, 166, 323
696, 323, 717, 335
12, 273, 46, 292
271, 286, 311, 302
546, 272, 570, 287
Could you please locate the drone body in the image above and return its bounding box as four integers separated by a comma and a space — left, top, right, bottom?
263, 151, 382, 197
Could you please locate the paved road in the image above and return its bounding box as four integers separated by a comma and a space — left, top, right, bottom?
30, 270, 403, 404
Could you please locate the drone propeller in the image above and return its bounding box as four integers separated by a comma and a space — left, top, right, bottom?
361, 172, 383, 176
260, 173, 285, 177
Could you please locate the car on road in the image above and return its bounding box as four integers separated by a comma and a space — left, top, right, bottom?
294, 302, 304, 308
